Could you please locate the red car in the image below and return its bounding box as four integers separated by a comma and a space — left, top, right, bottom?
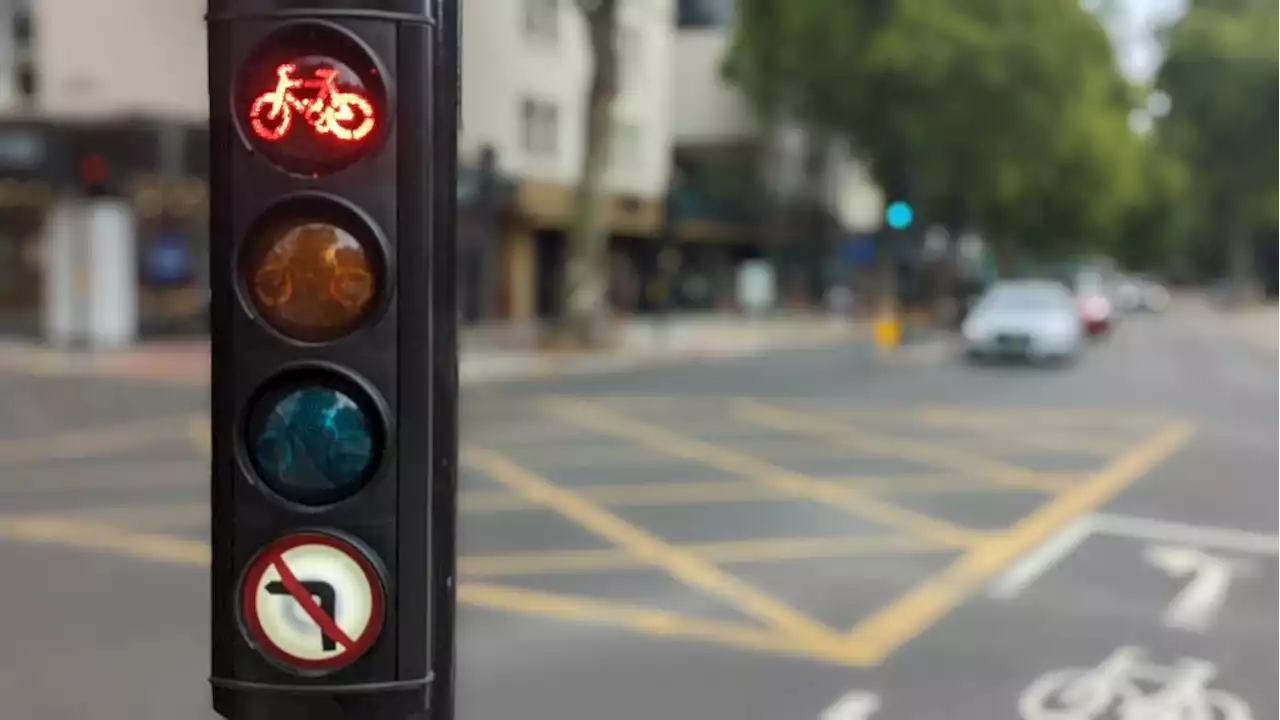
1078, 294, 1113, 337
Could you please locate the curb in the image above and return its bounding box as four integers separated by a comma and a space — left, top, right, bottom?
461, 329, 866, 386
0, 328, 867, 387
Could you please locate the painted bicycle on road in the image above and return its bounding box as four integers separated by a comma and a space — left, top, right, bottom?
1019, 646, 1253, 720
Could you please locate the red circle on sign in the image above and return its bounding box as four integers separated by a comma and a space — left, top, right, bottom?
238, 531, 386, 674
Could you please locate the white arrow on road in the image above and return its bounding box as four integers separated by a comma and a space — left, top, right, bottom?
1144, 544, 1252, 632
820, 691, 880, 720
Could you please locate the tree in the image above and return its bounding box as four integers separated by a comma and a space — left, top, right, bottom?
557, 0, 619, 347
724, 0, 1145, 269
1109, 141, 1195, 276
1156, 0, 1279, 291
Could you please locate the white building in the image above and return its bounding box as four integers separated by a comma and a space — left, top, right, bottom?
0, 0, 206, 121
461, 0, 678, 320
0, 0, 887, 327
462, 0, 673, 201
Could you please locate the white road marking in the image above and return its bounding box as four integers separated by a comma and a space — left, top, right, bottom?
1019, 646, 1254, 720
1092, 513, 1279, 555
987, 520, 1092, 600
1144, 545, 1254, 632
990, 513, 1278, 600
819, 690, 880, 720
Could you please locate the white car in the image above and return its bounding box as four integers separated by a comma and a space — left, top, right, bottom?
962, 280, 1084, 365
1120, 275, 1170, 313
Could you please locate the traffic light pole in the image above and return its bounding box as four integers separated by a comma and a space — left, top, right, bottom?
206, 2, 457, 719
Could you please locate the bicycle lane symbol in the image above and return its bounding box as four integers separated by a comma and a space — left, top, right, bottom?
1018, 646, 1254, 720
239, 531, 386, 674
249, 63, 376, 143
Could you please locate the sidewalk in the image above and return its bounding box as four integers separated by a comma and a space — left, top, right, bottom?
1229, 303, 1278, 353
0, 314, 867, 386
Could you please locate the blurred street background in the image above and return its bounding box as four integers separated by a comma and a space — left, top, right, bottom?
0, 0, 1276, 718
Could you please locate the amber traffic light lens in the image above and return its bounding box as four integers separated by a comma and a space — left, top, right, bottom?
235, 22, 388, 176
246, 219, 379, 343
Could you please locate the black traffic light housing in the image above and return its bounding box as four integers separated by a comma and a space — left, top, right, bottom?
206, 2, 458, 719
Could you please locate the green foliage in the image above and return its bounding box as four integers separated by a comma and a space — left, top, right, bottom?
1156, 0, 1278, 280
724, 0, 1150, 263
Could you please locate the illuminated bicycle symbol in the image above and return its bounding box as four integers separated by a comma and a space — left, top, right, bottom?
1019, 646, 1253, 720
249, 63, 376, 144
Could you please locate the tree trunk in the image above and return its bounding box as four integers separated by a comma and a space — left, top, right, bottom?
1227, 221, 1258, 304
557, 0, 619, 348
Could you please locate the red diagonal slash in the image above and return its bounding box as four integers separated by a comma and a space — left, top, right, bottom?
271, 554, 356, 650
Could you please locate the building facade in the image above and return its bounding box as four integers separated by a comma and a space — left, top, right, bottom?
0, 0, 883, 337
0, 0, 210, 336
668, 0, 885, 312
460, 0, 676, 322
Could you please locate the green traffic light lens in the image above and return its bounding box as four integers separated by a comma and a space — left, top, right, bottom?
246, 373, 383, 507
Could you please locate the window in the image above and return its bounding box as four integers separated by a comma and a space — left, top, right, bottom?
523, 0, 559, 42
15, 62, 36, 103
611, 121, 642, 171
677, 0, 735, 28
12, 9, 32, 44
520, 99, 559, 157
618, 25, 642, 88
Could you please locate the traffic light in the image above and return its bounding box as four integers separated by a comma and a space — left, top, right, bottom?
206, 2, 459, 719
885, 200, 914, 231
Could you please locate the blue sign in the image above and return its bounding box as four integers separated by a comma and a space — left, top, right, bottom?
886, 201, 914, 230
147, 232, 192, 285
839, 235, 877, 267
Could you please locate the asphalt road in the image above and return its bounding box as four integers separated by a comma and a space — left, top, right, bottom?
0, 302, 1275, 720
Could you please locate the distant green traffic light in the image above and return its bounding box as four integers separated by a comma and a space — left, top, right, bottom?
886, 201, 914, 230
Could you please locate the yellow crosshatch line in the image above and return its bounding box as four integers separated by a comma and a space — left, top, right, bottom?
0, 398, 1193, 669
911, 407, 1136, 456
731, 399, 1069, 493
544, 397, 983, 547
605, 398, 1146, 451
777, 402, 1174, 430
457, 582, 872, 667
460, 535, 957, 578
0, 414, 198, 467
737, 399, 1192, 661
25, 470, 1035, 531
461, 445, 843, 643
187, 415, 211, 455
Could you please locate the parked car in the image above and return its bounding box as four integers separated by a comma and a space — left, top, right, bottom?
1117, 274, 1170, 313
1073, 269, 1116, 337
1077, 293, 1114, 337
961, 280, 1085, 365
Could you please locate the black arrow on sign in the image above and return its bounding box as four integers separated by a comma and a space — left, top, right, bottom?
266, 580, 339, 651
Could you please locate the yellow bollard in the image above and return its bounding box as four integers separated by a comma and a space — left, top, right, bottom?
873, 312, 901, 350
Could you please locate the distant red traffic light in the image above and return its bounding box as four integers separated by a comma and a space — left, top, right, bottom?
78, 154, 109, 188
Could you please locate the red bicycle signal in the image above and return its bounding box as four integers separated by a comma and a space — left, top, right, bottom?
249, 63, 376, 144
234, 22, 390, 177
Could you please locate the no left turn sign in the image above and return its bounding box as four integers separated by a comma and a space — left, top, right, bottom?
239, 531, 386, 674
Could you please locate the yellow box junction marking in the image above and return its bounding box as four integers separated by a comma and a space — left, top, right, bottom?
0, 399, 1193, 669
0, 414, 198, 467
727, 397, 1192, 661
732, 399, 1068, 493
460, 535, 948, 578
913, 407, 1132, 456
462, 445, 842, 643
544, 397, 982, 547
